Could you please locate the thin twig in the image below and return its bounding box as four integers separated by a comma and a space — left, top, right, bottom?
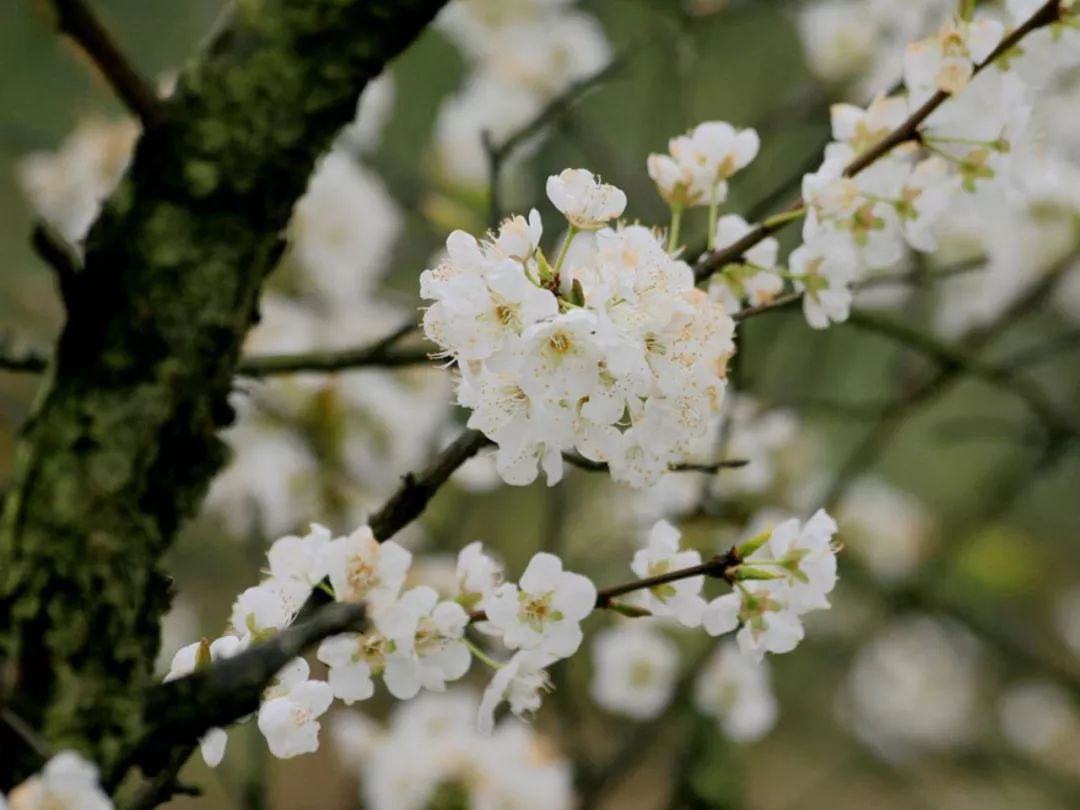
236, 324, 429, 377
469, 548, 741, 622
484, 57, 625, 228
49, 0, 161, 126
561, 451, 748, 474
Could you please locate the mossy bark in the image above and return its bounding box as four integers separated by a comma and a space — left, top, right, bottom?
0, 0, 446, 789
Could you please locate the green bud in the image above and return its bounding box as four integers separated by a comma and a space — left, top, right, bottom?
570, 278, 586, 307
609, 601, 653, 618
733, 565, 785, 582
735, 527, 772, 558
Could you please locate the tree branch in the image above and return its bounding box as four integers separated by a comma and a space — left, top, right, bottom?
692, 0, 1063, 283
0, 0, 449, 790
369, 429, 492, 541
122, 603, 366, 784
48, 0, 161, 126
235, 324, 431, 377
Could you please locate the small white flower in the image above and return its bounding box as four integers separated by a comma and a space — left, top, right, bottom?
702, 587, 805, 661
324, 526, 412, 609
456, 541, 504, 609
380, 586, 472, 699
765, 509, 840, 612
693, 641, 778, 742
790, 234, 857, 330
483, 552, 596, 658
257, 679, 334, 759
590, 625, 679, 719
630, 520, 708, 628
230, 582, 299, 638
545, 169, 626, 230
6, 751, 112, 810
164, 635, 246, 767
267, 523, 331, 588
478, 649, 556, 734
317, 630, 386, 705
904, 16, 1004, 104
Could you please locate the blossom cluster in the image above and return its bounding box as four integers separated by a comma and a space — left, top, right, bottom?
652, 2, 1080, 332
422, 169, 735, 488
161, 507, 838, 767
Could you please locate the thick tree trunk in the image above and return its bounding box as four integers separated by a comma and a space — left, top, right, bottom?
0, 0, 446, 789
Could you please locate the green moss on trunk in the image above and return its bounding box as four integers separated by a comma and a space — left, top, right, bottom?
0, 0, 446, 789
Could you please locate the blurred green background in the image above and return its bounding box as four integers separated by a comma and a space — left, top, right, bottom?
4, 1, 1080, 808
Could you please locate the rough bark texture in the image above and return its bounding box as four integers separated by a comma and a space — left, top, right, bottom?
0, 0, 446, 789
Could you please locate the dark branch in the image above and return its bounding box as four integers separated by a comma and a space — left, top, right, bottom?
561, 452, 748, 474
122, 603, 366, 783
236, 324, 431, 377
30, 221, 82, 307
48, 0, 161, 126
0, 338, 49, 375
369, 429, 492, 541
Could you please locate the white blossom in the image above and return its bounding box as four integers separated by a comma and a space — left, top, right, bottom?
693, 641, 778, 741
257, 679, 334, 759
545, 169, 626, 230
842, 615, 980, 759
478, 649, 556, 734
630, 520, 708, 628
455, 541, 504, 609
590, 624, 679, 719
483, 552, 596, 658
379, 586, 472, 699
324, 526, 412, 609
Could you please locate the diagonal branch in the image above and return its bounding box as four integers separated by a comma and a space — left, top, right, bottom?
48, 0, 161, 126
236, 323, 431, 377
692, 0, 1063, 283
124, 602, 366, 780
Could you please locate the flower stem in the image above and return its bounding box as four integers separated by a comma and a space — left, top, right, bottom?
706, 185, 720, 250
554, 225, 579, 273
762, 206, 807, 230
464, 637, 503, 670
667, 205, 684, 254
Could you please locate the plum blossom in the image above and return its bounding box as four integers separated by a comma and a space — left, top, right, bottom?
483, 552, 596, 658
590, 624, 679, 719
478, 649, 556, 734
257, 679, 334, 759
790, 233, 857, 329
650, 121, 759, 208
694, 641, 778, 741
324, 526, 412, 609
630, 520, 708, 628
904, 15, 1004, 103
422, 199, 735, 488
702, 586, 806, 661
267, 523, 331, 589
545, 169, 626, 230
702, 510, 840, 660
709, 214, 782, 312
379, 586, 472, 699
455, 541, 504, 609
